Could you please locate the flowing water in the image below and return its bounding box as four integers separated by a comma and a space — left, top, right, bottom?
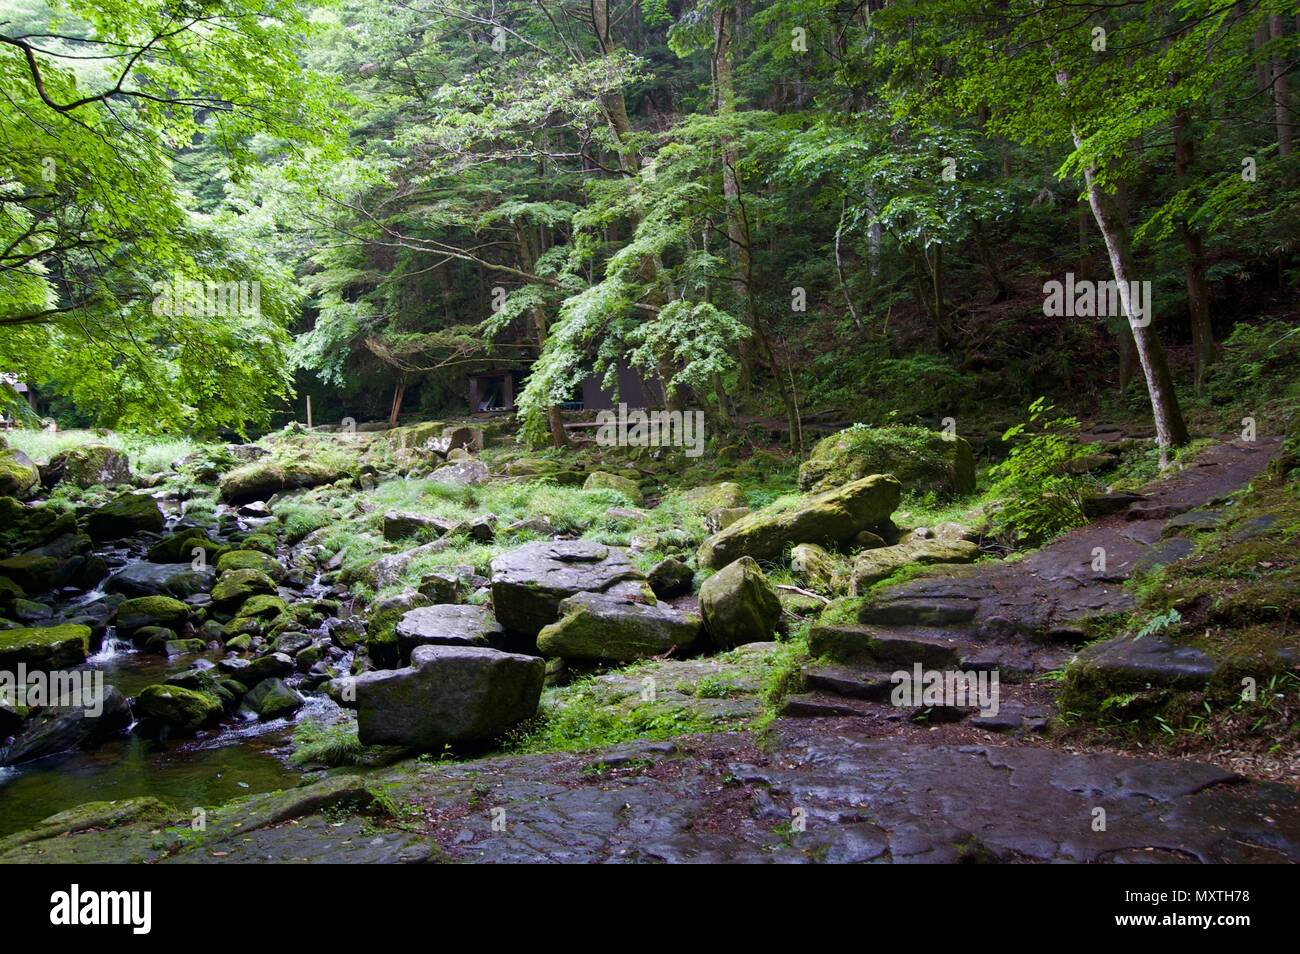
0, 511, 335, 839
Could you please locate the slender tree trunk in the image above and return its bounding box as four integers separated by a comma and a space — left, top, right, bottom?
1078, 156, 1189, 448
1172, 108, 1214, 392
514, 225, 568, 447
1270, 15, 1293, 174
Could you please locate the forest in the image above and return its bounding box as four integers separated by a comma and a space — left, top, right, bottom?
0, 0, 1297, 869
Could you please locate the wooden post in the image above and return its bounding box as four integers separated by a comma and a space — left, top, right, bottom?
306, 395, 313, 430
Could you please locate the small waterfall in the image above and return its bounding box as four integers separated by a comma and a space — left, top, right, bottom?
88, 627, 135, 664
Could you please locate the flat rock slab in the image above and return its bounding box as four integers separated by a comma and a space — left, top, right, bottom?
537, 589, 700, 663
396, 604, 504, 662
1072, 632, 1219, 686
490, 540, 643, 635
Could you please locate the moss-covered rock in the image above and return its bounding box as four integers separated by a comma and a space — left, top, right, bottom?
0, 497, 77, 553
134, 684, 223, 733
697, 474, 902, 570
681, 481, 746, 511
583, 471, 643, 503
537, 589, 700, 663
116, 595, 189, 634
85, 493, 164, 541
790, 543, 847, 595
235, 594, 287, 621
0, 554, 60, 593
0, 623, 90, 669
45, 443, 133, 488
210, 568, 277, 610
699, 557, 783, 649
240, 677, 303, 720
799, 425, 976, 498
218, 457, 349, 504
216, 548, 284, 579
365, 590, 431, 669
0, 447, 40, 499
848, 538, 979, 593
147, 528, 226, 564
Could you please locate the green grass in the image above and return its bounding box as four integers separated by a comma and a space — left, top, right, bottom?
3, 427, 212, 474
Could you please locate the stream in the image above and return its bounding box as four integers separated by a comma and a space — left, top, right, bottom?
0, 499, 345, 839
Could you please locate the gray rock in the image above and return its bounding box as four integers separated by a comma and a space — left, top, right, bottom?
699, 556, 782, 649
395, 604, 504, 662
537, 589, 700, 663
240, 677, 303, 720
490, 539, 643, 635
647, 557, 693, 598
382, 511, 458, 542
354, 645, 544, 749
85, 493, 165, 541
107, 562, 216, 599
416, 571, 466, 605
431, 459, 490, 486
0, 686, 131, 765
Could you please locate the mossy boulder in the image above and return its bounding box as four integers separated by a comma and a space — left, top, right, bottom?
210, 568, 277, 610
537, 589, 700, 663
218, 457, 349, 504
134, 684, 223, 733
697, 474, 902, 570
366, 590, 432, 669
0, 554, 60, 593
235, 594, 287, 621
0, 497, 77, 552
848, 538, 979, 593
386, 421, 445, 451
699, 557, 783, 649
44, 443, 133, 489
583, 471, 643, 503
85, 493, 164, 541
0, 623, 90, 669
116, 595, 189, 634
240, 677, 304, 720
681, 481, 746, 511
799, 425, 976, 498
0, 448, 40, 499
216, 548, 284, 579
147, 528, 226, 564
790, 543, 847, 595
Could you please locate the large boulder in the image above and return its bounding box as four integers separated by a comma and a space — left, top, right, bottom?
537, 589, 700, 663
0, 447, 40, 499
0, 623, 90, 670
210, 568, 277, 610
799, 425, 976, 498
443, 425, 483, 452
382, 511, 458, 542
0, 686, 131, 766
215, 548, 284, 580
790, 543, 846, 595
44, 444, 133, 489
239, 677, 303, 720
681, 482, 746, 511
115, 595, 189, 635
489, 540, 643, 636
699, 557, 782, 649
583, 471, 643, 503
107, 562, 215, 599
848, 538, 980, 593
133, 684, 222, 734
354, 645, 544, 749
430, 459, 490, 486
147, 528, 225, 564
218, 457, 348, 504
395, 604, 504, 663
697, 475, 902, 570
85, 493, 164, 541
0, 554, 60, 593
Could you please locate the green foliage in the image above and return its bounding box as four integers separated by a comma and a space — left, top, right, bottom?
986, 399, 1095, 547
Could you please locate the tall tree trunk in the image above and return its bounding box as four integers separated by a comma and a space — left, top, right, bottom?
514, 225, 568, 447
1078, 156, 1189, 448
1172, 108, 1214, 392
1270, 15, 1293, 174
